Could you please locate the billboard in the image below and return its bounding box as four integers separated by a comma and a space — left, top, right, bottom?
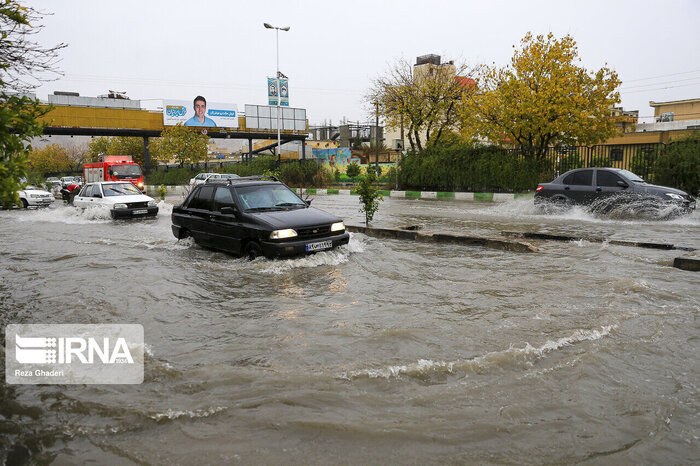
267, 77, 289, 106
163, 97, 238, 128
245, 105, 306, 132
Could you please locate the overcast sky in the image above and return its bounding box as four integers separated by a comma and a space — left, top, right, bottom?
28, 0, 700, 125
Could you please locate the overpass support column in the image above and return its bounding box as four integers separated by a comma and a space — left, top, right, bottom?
143, 137, 150, 170
248, 137, 253, 163
302, 139, 306, 160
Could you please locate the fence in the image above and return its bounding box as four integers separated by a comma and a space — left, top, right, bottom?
508, 143, 664, 181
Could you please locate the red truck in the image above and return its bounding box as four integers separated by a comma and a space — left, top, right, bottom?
83, 156, 145, 193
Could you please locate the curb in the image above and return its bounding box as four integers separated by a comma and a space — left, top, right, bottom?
346, 224, 538, 253
145, 185, 535, 203
294, 188, 534, 202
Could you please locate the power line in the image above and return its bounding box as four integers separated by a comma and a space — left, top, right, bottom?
620, 81, 700, 95
623, 69, 700, 83
621, 76, 700, 90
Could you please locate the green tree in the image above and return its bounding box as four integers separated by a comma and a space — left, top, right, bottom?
86, 136, 144, 164
0, 1, 65, 208
87, 136, 110, 161
368, 57, 475, 152
150, 124, 208, 165
463, 32, 621, 158
108, 136, 145, 164
356, 172, 383, 226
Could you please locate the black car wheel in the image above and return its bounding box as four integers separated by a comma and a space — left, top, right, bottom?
243, 241, 263, 261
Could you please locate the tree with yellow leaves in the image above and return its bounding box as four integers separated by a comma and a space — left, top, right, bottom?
462, 33, 621, 158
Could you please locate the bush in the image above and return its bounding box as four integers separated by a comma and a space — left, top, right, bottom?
146, 167, 198, 185
278, 160, 331, 188
653, 136, 700, 196
346, 162, 361, 178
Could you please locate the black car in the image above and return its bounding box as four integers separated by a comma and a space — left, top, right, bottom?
171, 176, 350, 259
534, 168, 696, 213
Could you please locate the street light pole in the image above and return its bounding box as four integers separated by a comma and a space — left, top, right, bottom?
264, 23, 290, 164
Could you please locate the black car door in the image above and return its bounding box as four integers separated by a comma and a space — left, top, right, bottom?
208, 186, 245, 253
595, 169, 628, 200
562, 169, 595, 204
184, 185, 215, 246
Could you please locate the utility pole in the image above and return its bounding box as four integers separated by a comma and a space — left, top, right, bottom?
264, 23, 290, 164
375, 100, 380, 175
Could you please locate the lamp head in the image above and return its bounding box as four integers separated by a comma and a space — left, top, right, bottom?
264, 23, 273, 29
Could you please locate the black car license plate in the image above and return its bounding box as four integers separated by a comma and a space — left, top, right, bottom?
132, 209, 148, 215
306, 240, 332, 252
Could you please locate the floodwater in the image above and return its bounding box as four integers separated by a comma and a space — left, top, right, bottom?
0, 195, 698, 464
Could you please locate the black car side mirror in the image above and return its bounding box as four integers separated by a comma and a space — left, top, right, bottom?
305, 199, 312, 206
220, 206, 237, 216
617, 180, 629, 188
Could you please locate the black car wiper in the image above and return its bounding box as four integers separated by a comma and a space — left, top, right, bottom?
246, 206, 280, 212
275, 202, 305, 208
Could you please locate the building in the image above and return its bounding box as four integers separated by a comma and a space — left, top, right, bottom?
636, 98, 700, 132
308, 123, 383, 149
611, 106, 638, 133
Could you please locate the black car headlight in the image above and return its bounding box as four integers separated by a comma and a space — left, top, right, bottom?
664, 193, 683, 201
270, 229, 297, 239
331, 222, 345, 232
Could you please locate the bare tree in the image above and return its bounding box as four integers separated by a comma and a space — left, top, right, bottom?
366, 57, 475, 152
0, 1, 67, 92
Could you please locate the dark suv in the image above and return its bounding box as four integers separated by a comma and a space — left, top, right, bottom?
535, 168, 696, 214
171, 176, 350, 259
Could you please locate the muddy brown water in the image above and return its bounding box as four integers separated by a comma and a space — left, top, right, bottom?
1, 197, 698, 464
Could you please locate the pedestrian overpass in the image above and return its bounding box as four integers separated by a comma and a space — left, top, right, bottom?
38, 104, 309, 168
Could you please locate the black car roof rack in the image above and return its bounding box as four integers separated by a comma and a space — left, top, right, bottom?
205, 175, 279, 184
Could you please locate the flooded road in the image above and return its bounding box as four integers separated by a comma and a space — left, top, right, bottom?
1, 197, 698, 464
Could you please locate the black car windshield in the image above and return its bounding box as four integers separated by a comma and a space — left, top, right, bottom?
618, 169, 646, 183
236, 185, 305, 210
111, 164, 141, 178
102, 183, 142, 196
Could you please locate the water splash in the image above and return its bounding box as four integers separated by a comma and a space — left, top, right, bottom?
150, 406, 228, 422
342, 325, 617, 380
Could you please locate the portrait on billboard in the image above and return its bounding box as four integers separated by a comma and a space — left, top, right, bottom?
163, 98, 238, 128
185, 96, 216, 127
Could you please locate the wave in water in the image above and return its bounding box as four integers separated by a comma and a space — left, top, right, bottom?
342, 325, 617, 380
260, 233, 366, 274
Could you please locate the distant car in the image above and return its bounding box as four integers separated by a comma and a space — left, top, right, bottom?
17, 186, 55, 208
171, 176, 350, 259
73, 181, 158, 219
46, 177, 62, 194
534, 168, 696, 213
189, 173, 240, 187
60, 176, 77, 187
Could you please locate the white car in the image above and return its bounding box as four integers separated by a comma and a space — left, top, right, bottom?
189, 173, 240, 187
73, 181, 159, 219
17, 186, 55, 208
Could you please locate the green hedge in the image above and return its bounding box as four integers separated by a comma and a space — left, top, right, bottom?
398, 143, 546, 192
653, 137, 700, 196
